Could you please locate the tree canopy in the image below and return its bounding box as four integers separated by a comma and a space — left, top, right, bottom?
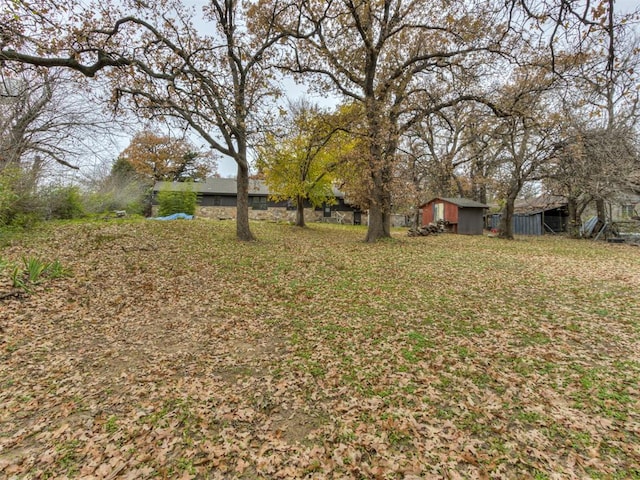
257, 100, 354, 227
118, 131, 212, 183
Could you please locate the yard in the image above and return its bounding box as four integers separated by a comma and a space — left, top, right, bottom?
1, 220, 639, 479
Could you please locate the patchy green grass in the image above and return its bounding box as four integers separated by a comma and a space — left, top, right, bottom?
0, 219, 638, 478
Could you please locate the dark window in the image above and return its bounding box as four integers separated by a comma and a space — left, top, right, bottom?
323, 204, 332, 217
213, 195, 221, 206
251, 196, 268, 210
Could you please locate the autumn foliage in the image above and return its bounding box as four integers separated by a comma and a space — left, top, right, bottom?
119, 131, 212, 183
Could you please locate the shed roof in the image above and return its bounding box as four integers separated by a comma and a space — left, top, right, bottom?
421, 197, 489, 209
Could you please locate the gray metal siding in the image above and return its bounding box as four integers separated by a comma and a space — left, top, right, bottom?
488, 213, 543, 235
514, 214, 542, 235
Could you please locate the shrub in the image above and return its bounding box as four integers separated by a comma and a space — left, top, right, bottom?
10, 212, 42, 229
83, 178, 151, 216
5, 256, 72, 292
0, 172, 20, 226
0, 166, 44, 228
45, 185, 85, 220
157, 183, 197, 216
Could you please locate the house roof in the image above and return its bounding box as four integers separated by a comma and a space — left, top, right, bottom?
154, 178, 269, 196
421, 197, 489, 208
154, 178, 346, 198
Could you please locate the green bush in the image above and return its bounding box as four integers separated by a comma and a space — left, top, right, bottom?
83, 179, 151, 216
45, 185, 85, 220
0, 171, 20, 226
157, 183, 197, 216
0, 166, 43, 228
10, 212, 42, 229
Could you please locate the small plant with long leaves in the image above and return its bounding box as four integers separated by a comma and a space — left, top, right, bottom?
10, 264, 29, 291
46, 259, 71, 279
23, 256, 49, 284
1, 256, 71, 296
0, 257, 8, 274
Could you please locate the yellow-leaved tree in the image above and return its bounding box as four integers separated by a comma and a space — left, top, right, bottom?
256, 100, 354, 227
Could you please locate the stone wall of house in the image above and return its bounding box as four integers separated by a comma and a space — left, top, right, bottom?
390, 214, 411, 227
195, 206, 330, 223
151, 205, 416, 227
152, 205, 416, 227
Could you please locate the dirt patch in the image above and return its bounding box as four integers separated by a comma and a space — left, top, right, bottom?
270, 410, 327, 445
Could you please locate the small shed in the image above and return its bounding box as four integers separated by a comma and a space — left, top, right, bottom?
420, 197, 489, 235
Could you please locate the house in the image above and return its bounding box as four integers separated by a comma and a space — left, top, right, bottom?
419, 197, 489, 235
153, 178, 365, 224
610, 191, 640, 220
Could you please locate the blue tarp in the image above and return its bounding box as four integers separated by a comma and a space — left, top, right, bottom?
149, 213, 194, 221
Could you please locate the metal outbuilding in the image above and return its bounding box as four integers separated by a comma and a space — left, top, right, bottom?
486, 196, 569, 235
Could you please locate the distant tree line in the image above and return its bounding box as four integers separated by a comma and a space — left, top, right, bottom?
1, 0, 638, 239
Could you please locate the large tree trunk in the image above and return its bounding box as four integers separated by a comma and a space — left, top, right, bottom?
295, 195, 305, 228
364, 124, 393, 242
477, 184, 487, 205
498, 193, 517, 239
236, 162, 255, 241
365, 202, 390, 242
596, 197, 607, 224
365, 171, 392, 242
577, 199, 589, 221
567, 196, 580, 237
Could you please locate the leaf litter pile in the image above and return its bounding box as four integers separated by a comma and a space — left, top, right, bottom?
1, 220, 639, 479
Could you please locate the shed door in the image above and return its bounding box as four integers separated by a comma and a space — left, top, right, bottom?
434, 202, 445, 222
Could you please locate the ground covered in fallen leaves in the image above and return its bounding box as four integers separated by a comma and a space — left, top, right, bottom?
1, 219, 639, 479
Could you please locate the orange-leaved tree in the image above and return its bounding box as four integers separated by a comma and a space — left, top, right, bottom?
119, 131, 212, 183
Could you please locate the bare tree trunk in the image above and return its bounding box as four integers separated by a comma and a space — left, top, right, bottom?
366, 202, 390, 242
295, 195, 305, 227
567, 196, 580, 237
236, 162, 255, 241
364, 129, 393, 241
596, 197, 607, 225
455, 176, 465, 197
478, 184, 487, 205
498, 193, 517, 239
577, 200, 589, 221
605, 0, 615, 130
365, 171, 392, 242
